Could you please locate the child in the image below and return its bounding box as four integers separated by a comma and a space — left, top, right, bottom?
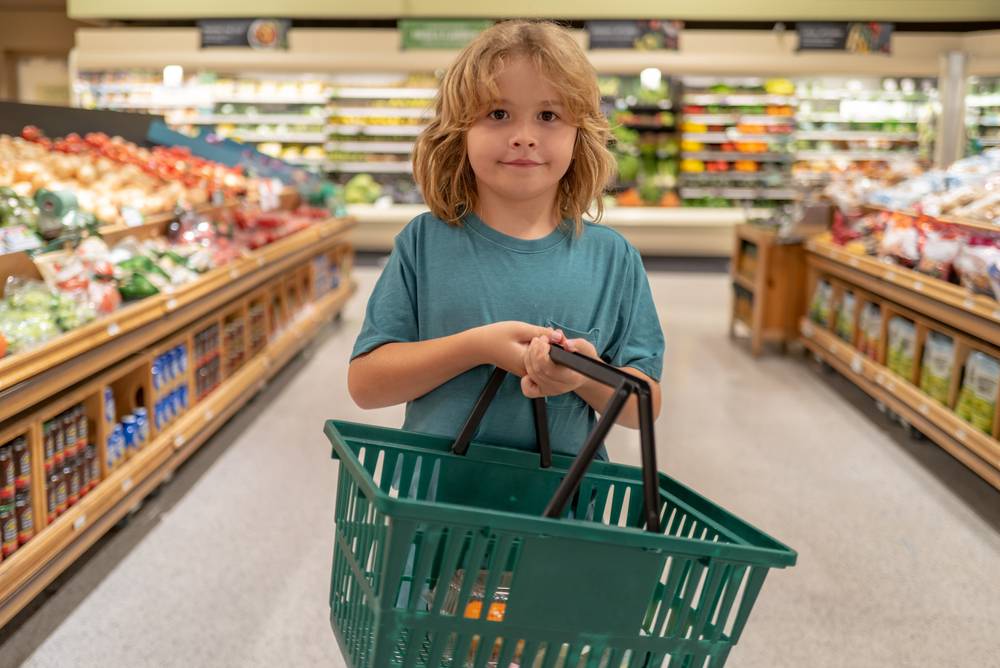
348, 20, 664, 458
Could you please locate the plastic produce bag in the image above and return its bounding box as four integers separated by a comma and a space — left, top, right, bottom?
919, 332, 955, 404
956, 352, 999, 434
916, 225, 964, 281
878, 217, 920, 267
835, 291, 856, 343
857, 302, 883, 359
809, 280, 834, 327
887, 317, 917, 380
954, 238, 1000, 297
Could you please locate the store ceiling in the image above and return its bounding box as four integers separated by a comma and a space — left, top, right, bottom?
66, 0, 1000, 22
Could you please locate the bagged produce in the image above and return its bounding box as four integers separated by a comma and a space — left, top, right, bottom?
857, 302, 883, 359
835, 291, 857, 343
956, 352, 999, 434
916, 224, 964, 281
0, 277, 94, 355
919, 332, 955, 404
887, 317, 917, 380
878, 216, 920, 267
954, 237, 1000, 298
809, 280, 834, 327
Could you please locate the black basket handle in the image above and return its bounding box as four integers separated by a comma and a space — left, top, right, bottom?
451, 344, 661, 532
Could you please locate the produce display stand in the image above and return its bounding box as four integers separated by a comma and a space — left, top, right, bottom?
729, 223, 808, 355
800, 235, 1000, 491
0, 202, 357, 628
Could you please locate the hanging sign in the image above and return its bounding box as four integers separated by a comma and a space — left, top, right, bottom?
797, 22, 893, 54
586, 21, 682, 51
399, 20, 493, 50
199, 19, 290, 50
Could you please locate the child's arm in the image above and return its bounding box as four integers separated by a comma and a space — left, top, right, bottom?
521, 335, 661, 429
348, 321, 558, 409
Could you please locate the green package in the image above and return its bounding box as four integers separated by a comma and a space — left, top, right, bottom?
956, 352, 999, 435
835, 291, 856, 343
809, 280, 834, 327
887, 317, 916, 380
919, 332, 955, 404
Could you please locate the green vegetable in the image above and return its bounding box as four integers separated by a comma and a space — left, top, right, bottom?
118, 274, 159, 301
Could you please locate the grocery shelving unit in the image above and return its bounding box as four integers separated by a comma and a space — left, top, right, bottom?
801, 234, 1000, 491
679, 77, 797, 210
966, 77, 1000, 153
0, 202, 357, 626
793, 77, 937, 182
729, 224, 807, 356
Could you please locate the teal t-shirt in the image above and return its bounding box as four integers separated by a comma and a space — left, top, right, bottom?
351, 211, 664, 459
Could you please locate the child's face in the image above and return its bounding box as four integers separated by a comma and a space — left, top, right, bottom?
466, 57, 577, 210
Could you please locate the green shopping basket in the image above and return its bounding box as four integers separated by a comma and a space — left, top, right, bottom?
327, 345, 796, 668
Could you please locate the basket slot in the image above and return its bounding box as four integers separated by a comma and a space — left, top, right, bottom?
409, 526, 445, 610
539, 642, 562, 668
478, 534, 514, 620
495, 636, 523, 667
689, 565, 729, 640
430, 530, 472, 615
724, 567, 769, 642
669, 560, 708, 640
423, 629, 454, 667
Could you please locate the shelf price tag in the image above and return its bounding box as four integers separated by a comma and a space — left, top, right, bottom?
174, 434, 186, 449
801, 322, 815, 338
107, 323, 121, 337
919, 404, 929, 416
230, 268, 240, 280
122, 478, 134, 493
166, 299, 178, 311
963, 298, 975, 310
912, 281, 924, 292
850, 355, 863, 375
204, 409, 214, 422
73, 515, 86, 532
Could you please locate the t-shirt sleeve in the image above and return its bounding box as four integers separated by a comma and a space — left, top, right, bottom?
350, 228, 419, 360
605, 247, 665, 382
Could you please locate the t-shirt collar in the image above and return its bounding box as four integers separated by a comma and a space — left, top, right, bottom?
463, 211, 571, 253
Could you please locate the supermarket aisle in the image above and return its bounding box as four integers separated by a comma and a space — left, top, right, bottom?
4, 263, 1000, 668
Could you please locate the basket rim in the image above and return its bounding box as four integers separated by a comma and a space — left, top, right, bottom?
326, 420, 797, 568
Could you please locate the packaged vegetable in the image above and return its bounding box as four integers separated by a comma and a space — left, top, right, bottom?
919, 332, 955, 404
887, 317, 917, 380
857, 302, 883, 359
955, 352, 999, 434
878, 216, 920, 267
916, 225, 964, 281
809, 280, 834, 327
954, 237, 1000, 297
835, 291, 857, 343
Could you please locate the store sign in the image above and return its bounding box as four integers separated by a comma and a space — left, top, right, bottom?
797, 22, 893, 54
199, 19, 290, 50
399, 20, 493, 50
587, 21, 682, 51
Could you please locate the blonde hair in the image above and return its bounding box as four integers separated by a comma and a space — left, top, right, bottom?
412, 20, 616, 235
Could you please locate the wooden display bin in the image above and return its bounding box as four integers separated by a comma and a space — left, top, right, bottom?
729, 224, 808, 356
222, 304, 250, 380
802, 242, 1000, 490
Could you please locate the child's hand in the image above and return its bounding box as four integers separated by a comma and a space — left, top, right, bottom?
521, 333, 599, 399
477, 321, 562, 377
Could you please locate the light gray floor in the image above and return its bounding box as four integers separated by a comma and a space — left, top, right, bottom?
3, 265, 999, 668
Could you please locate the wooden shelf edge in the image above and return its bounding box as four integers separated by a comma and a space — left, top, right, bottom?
0, 279, 356, 628
800, 319, 1000, 489
732, 273, 756, 291
861, 204, 1000, 235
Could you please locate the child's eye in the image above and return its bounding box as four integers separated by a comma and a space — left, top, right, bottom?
539, 110, 559, 122
488, 110, 509, 121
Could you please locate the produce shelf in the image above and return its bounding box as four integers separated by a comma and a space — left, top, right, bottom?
0, 278, 356, 628
0, 218, 355, 424
800, 321, 1000, 491
805, 236, 1000, 347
